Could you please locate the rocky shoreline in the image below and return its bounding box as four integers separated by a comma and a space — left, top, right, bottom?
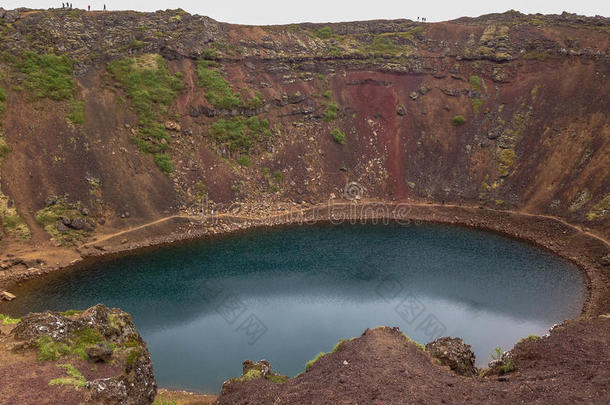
2, 200, 609, 317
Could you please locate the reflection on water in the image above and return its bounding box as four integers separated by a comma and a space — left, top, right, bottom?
2, 223, 586, 392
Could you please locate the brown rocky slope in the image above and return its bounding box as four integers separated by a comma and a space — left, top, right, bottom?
0, 8, 608, 262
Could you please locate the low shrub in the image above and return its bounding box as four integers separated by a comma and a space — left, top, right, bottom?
210, 116, 270, 153
154, 154, 173, 174
0, 314, 21, 325
314, 26, 332, 39
331, 128, 346, 144
236, 155, 251, 167
452, 115, 466, 126
324, 102, 339, 122
67, 100, 84, 124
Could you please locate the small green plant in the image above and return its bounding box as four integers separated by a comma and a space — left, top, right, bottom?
0, 85, 7, 117
152, 399, 178, 405
154, 154, 173, 174
471, 98, 484, 114
401, 333, 425, 350
0, 137, 10, 160
266, 374, 289, 383
49, 363, 86, 388
59, 310, 83, 317
490, 347, 515, 374
67, 100, 84, 124
305, 352, 326, 371
331, 339, 349, 353
240, 369, 262, 381
490, 347, 503, 361
236, 155, 251, 167
469, 75, 482, 92
331, 128, 346, 144
129, 39, 145, 50
314, 26, 332, 39
518, 335, 540, 344
201, 48, 219, 60
0, 314, 21, 325
304, 338, 351, 371
452, 115, 466, 126
324, 102, 339, 122
323, 90, 332, 99
126, 348, 142, 366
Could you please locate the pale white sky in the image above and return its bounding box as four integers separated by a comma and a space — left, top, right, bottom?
1, 0, 608, 24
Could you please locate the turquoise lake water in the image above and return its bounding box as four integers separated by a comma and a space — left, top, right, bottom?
2, 223, 587, 392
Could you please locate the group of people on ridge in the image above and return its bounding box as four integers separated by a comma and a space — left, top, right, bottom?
61, 3, 107, 10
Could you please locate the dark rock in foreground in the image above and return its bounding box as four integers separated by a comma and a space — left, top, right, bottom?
425, 336, 477, 376
9, 304, 157, 405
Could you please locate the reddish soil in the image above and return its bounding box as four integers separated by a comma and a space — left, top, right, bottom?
217, 318, 610, 404
0, 325, 121, 405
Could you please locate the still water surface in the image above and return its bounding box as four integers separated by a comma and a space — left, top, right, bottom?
3, 223, 586, 392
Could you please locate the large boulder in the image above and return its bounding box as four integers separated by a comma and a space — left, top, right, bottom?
10, 304, 157, 405
425, 337, 477, 376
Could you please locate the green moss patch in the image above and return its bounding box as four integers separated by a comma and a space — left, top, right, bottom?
210, 116, 270, 154
36, 327, 104, 362
0, 314, 21, 325
19, 52, 75, 101
304, 337, 351, 371
196, 60, 262, 110
305, 351, 326, 371
452, 115, 466, 126
331, 128, 346, 144
586, 194, 610, 220
469, 75, 482, 92
67, 100, 84, 124
401, 333, 425, 350
59, 310, 84, 317
49, 363, 86, 388
107, 54, 184, 173
324, 101, 339, 122
314, 26, 332, 39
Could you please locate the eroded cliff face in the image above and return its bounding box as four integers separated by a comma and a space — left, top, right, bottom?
0, 8, 608, 249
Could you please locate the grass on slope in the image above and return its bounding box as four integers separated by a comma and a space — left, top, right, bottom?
210, 116, 271, 154
196, 60, 263, 110
108, 54, 184, 173
19, 52, 75, 101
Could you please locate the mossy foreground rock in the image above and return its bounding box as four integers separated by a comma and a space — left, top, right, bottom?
425, 336, 477, 376
10, 304, 156, 405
